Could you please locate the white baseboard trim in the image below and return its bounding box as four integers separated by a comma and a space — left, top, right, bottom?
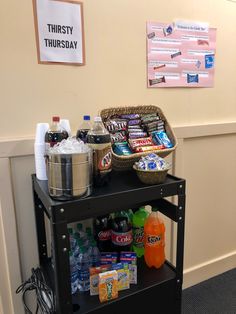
183, 250, 236, 289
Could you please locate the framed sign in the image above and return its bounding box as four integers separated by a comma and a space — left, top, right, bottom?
33, 0, 85, 65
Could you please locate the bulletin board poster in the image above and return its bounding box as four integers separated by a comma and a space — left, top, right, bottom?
147, 21, 217, 87
33, 0, 85, 65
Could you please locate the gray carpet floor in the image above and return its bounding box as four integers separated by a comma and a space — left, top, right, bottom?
182, 268, 236, 314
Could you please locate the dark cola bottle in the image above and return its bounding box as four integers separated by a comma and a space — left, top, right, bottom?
111, 211, 133, 253
94, 214, 112, 252
45, 116, 68, 152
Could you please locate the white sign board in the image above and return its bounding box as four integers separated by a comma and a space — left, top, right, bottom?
33, 0, 85, 65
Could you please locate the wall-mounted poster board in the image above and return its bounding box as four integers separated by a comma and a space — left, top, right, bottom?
147, 20, 216, 87
33, 0, 85, 65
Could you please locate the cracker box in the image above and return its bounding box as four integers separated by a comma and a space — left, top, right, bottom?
98, 270, 118, 303
89, 265, 111, 296
111, 263, 130, 291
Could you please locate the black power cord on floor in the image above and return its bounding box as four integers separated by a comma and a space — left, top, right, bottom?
16, 267, 55, 314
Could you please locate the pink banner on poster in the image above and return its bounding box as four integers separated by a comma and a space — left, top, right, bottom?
147, 21, 217, 88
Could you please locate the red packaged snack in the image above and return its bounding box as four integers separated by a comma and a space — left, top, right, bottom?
128, 137, 154, 150
134, 145, 164, 153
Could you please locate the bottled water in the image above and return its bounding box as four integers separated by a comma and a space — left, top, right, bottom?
77, 247, 91, 292
88, 240, 101, 267
68, 228, 76, 252
69, 252, 78, 294
73, 238, 84, 261
75, 223, 86, 242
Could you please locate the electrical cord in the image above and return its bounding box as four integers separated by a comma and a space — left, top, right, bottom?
16, 267, 55, 314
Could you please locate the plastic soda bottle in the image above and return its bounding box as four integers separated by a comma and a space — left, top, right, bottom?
76, 115, 91, 143
132, 206, 149, 257
144, 208, 165, 268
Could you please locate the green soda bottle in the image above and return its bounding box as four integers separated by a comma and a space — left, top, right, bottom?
132, 206, 149, 257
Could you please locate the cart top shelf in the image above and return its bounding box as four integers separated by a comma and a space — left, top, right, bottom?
32, 171, 185, 223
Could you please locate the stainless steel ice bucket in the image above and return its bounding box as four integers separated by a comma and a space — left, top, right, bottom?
46, 151, 93, 200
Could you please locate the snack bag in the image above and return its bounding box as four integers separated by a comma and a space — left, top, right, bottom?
120, 252, 137, 284
98, 270, 118, 303
90, 265, 111, 296
111, 263, 130, 291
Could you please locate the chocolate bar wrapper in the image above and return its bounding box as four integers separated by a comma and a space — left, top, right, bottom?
128, 137, 153, 150
128, 125, 143, 130
129, 132, 148, 139
120, 114, 140, 120
110, 132, 127, 144
128, 119, 141, 126
134, 145, 164, 153
105, 119, 127, 132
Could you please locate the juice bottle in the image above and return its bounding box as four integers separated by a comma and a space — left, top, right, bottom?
144, 208, 165, 268
132, 206, 149, 257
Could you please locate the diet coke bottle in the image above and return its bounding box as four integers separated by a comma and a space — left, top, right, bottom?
111, 211, 133, 253
93, 214, 112, 252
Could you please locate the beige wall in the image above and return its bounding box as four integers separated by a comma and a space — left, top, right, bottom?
1, 0, 236, 139
1, 0, 236, 313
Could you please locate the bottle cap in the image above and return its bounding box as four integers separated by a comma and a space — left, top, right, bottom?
68, 228, 73, 234
94, 116, 102, 122
77, 223, 83, 230
152, 207, 158, 212
83, 115, 90, 121
52, 116, 60, 122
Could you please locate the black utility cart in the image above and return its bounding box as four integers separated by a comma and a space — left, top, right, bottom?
32, 170, 186, 314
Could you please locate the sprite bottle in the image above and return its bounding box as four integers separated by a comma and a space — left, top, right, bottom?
132, 206, 149, 257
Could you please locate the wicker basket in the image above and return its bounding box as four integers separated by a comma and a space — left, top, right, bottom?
100, 105, 177, 171
133, 165, 171, 185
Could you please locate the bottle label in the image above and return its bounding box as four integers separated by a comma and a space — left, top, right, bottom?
133, 226, 144, 248
98, 230, 111, 241
98, 148, 112, 171
146, 234, 164, 247
111, 230, 132, 246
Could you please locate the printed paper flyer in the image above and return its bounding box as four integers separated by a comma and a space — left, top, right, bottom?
147, 20, 216, 87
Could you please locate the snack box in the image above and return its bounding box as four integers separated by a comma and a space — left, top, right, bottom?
111, 263, 130, 291
98, 270, 118, 303
100, 252, 118, 265
90, 265, 111, 296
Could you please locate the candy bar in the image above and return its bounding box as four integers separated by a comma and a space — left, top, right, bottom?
110, 132, 127, 144
90, 265, 111, 296
128, 137, 153, 150
129, 132, 148, 139
120, 114, 140, 120
98, 270, 118, 303
128, 119, 141, 126
134, 145, 164, 153
128, 125, 143, 130
105, 119, 127, 132
152, 131, 173, 148
135, 153, 169, 171
113, 142, 132, 156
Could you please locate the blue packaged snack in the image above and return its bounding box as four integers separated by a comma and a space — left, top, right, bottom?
120, 252, 137, 265
147, 161, 158, 170
187, 73, 199, 83
153, 131, 173, 148
100, 252, 118, 265
113, 142, 132, 156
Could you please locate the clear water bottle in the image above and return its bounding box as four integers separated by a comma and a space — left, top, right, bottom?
75, 223, 86, 241
88, 240, 101, 267
73, 238, 84, 262
77, 247, 91, 292
68, 228, 77, 252
69, 251, 78, 294
76, 115, 91, 143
